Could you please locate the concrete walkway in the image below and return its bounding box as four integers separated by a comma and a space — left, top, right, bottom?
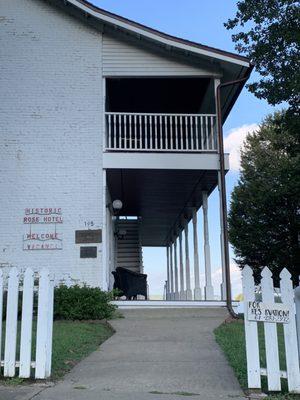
1, 308, 246, 400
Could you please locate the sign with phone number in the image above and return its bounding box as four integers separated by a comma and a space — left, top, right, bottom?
247, 301, 290, 324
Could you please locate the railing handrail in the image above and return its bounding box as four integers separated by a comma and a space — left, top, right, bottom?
105, 111, 217, 117
105, 112, 218, 152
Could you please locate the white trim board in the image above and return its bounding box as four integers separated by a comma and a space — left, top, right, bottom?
103, 152, 230, 170
111, 300, 238, 309
64, 0, 250, 68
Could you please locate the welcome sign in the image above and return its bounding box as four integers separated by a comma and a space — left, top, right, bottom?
247, 301, 290, 324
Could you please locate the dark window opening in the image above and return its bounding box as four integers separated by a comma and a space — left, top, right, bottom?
106, 77, 210, 114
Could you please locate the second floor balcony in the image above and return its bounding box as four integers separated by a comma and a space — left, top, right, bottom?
105, 112, 218, 152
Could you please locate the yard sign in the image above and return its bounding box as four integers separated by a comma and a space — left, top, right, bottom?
242, 266, 300, 393
0, 267, 54, 379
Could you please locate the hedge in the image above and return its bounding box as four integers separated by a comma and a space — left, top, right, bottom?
53, 285, 117, 320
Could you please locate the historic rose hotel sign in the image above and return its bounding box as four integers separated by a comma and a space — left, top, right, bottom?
23, 208, 63, 250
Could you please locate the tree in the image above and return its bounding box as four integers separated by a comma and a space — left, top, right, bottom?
225, 0, 300, 109
228, 111, 300, 283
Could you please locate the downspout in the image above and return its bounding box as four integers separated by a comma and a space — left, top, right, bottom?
216, 66, 254, 318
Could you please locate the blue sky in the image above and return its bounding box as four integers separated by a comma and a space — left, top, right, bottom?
92, 0, 279, 297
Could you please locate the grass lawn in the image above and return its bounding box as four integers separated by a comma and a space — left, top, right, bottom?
214, 320, 300, 400
51, 321, 114, 379
1, 320, 114, 383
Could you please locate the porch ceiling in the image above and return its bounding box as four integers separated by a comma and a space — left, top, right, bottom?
107, 169, 218, 246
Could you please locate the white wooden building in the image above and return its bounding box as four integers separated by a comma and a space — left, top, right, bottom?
0, 0, 252, 303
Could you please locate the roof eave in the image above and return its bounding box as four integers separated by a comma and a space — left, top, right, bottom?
63, 0, 251, 69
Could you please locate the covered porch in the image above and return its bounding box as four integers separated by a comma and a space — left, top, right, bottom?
104, 165, 228, 302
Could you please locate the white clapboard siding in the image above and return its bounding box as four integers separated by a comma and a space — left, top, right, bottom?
261, 267, 281, 391
4, 267, 19, 377
0, 270, 3, 369
242, 266, 261, 389
280, 269, 300, 393
19, 268, 34, 378
103, 34, 216, 76
35, 269, 54, 379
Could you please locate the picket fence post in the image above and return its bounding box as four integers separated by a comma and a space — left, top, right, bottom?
45, 275, 54, 377
261, 267, 281, 391
280, 269, 300, 393
4, 267, 19, 377
242, 266, 261, 389
19, 268, 34, 378
295, 286, 300, 368
35, 269, 54, 379
0, 270, 3, 370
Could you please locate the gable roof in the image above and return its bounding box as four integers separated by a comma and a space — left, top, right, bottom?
49, 0, 253, 120
63, 0, 250, 68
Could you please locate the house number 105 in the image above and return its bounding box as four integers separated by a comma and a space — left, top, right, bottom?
84, 221, 94, 228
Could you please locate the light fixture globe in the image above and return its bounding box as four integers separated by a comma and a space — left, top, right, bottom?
112, 199, 123, 211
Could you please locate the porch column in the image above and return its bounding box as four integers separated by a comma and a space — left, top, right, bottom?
192, 209, 202, 300
179, 231, 186, 300
202, 192, 214, 300
174, 238, 179, 300
218, 171, 227, 300
184, 223, 193, 300
166, 245, 170, 300
170, 242, 174, 300
101, 169, 108, 291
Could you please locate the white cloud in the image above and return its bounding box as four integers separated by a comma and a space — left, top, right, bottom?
212, 262, 242, 298
224, 124, 259, 171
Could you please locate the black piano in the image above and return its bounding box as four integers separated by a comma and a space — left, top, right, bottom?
112, 267, 148, 300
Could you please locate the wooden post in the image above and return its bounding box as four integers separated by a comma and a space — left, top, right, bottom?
35, 269, 51, 379
0, 270, 3, 365
202, 191, 214, 300
102, 169, 108, 291
166, 245, 170, 300
19, 268, 34, 378
184, 223, 193, 300
4, 267, 19, 377
295, 286, 300, 367
174, 238, 179, 300
280, 269, 300, 392
261, 268, 281, 391
242, 266, 261, 389
170, 242, 174, 300
192, 209, 201, 300
179, 231, 185, 300
218, 171, 226, 300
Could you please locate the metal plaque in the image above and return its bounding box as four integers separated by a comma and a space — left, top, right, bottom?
80, 246, 97, 258
75, 229, 102, 244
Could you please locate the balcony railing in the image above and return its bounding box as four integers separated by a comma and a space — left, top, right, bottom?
105, 112, 218, 152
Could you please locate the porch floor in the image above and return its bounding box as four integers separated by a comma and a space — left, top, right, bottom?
111, 300, 238, 309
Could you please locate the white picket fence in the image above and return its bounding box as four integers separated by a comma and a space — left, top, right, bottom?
243, 266, 300, 393
0, 267, 54, 379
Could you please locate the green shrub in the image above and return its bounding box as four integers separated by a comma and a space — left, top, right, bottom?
54, 285, 117, 320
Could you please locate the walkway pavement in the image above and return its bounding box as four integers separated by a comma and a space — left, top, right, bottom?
0, 308, 246, 400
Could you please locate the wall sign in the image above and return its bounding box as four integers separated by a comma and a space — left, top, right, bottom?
24, 208, 63, 224
75, 229, 102, 244
247, 301, 290, 324
80, 246, 97, 258
23, 208, 63, 250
